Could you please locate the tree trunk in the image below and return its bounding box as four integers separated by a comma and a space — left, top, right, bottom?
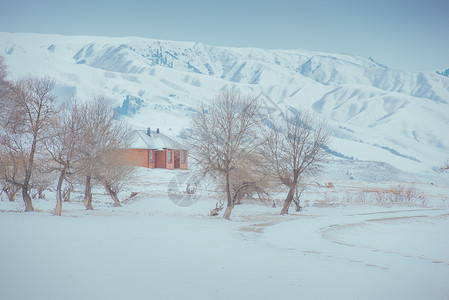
7, 189, 16, 202
223, 169, 234, 220
102, 180, 121, 207
294, 199, 302, 212
4, 186, 18, 202
280, 184, 296, 215
83, 175, 94, 210
54, 169, 66, 216
22, 186, 34, 212
63, 184, 72, 202
223, 201, 235, 219
22, 130, 39, 212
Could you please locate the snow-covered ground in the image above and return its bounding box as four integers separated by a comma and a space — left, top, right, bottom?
1, 168, 449, 300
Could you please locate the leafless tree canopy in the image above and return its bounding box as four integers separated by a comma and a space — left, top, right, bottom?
225, 151, 274, 206
42, 95, 135, 214
189, 90, 261, 219
0, 75, 57, 211
75, 95, 135, 210
43, 98, 84, 215
261, 109, 329, 215
1, 55, 134, 213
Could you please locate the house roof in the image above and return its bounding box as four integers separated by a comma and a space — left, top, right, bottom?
130, 130, 187, 150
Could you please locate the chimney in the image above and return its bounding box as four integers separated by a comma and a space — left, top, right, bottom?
146, 127, 151, 136
156, 128, 160, 134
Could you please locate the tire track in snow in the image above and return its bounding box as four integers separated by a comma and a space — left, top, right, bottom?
238, 208, 449, 271
320, 209, 449, 266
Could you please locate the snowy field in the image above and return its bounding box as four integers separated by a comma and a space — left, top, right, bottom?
1, 168, 449, 300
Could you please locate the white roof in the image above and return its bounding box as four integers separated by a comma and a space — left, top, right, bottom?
130, 130, 187, 150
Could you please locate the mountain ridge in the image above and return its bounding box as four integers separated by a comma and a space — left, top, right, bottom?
1, 32, 448, 182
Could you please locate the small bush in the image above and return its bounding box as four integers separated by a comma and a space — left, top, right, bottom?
364, 185, 426, 207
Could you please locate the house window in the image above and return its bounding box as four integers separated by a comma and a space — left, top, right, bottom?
168, 150, 171, 163
150, 150, 153, 163
181, 151, 185, 164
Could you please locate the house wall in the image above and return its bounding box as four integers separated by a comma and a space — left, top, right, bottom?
174, 150, 188, 170
166, 149, 175, 170
121, 149, 149, 168
148, 149, 155, 168
155, 150, 166, 169
180, 150, 188, 170
174, 150, 180, 169
121, 149, 187, 170
120, 149, 158, 168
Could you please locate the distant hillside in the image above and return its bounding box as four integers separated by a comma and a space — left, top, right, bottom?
1, 32, 448, 181
437, 68, 449, 77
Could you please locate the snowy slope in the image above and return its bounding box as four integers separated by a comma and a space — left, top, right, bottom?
1, 32, 448, 181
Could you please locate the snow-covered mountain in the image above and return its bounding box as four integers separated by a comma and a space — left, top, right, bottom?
1, 32, 448, 182
437, 68, 449, 78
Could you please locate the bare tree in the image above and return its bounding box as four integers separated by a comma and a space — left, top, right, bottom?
0, 76, 57, 211
76, 96, 134, 209
92, 129, 135, 208
188, 90, 261, 220
222, 151, 274, 206
1, 179, 20, 202
292, 177, 312, 212
0, 56, 17, 202
95, 155, 135, 207
43, 99, 84, 215
440, 160, 449, 173
30, 163, 54, 200
63, 181, 74, 202
261, 109, 329, 215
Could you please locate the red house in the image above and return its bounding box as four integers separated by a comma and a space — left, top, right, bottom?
124, 128, 188, 170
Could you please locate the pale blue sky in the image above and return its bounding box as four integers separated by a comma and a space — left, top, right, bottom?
1, 0, 448, 71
